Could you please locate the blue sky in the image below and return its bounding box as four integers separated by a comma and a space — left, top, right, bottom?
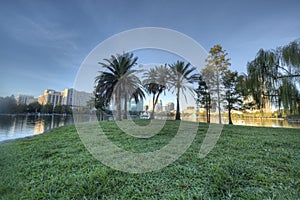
0, 0, 299, 97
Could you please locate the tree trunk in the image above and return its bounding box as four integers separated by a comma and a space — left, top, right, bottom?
175, 89, 181, 120
207, 94, 211, 123
208, 108, 210, 123
123, 94, 128, 120
216, 69, 222, 124
116, 91, 121, 121
151, 94, 155, 119
206, 99, 210, 123
228, 107, 233, 124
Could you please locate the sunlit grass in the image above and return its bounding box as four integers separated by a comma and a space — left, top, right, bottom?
0, 120, 299, 199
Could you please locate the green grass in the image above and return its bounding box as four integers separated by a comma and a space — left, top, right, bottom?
0, 120, 299, 199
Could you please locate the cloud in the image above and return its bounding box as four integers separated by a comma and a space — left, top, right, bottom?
2, 13, 79, 51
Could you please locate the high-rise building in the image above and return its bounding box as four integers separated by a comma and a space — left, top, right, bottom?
38, 88, 93, 108
15, 95, 34, 105
155, 99, 163, 112
165, 102, 174, 111
70, 89, 93, 108
128, 99, 144, 112
61, 88, 73, 106
148, 99, 163, 112
38, 89, 62, 106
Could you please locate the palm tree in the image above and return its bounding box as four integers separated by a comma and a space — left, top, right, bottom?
169, 61, 198, 120
95, 53, 144, 120
143, 65, 169, 119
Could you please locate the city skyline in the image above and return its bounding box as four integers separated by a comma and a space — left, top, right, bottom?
1, 1, 299, 97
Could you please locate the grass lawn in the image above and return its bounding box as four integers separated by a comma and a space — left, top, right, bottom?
0, 120, 299, 199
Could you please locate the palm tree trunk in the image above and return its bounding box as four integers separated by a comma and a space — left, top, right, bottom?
175, 89, 180, 120
123, 93, 128, 120
116, 91, 121, 121
151, 94, 155, 119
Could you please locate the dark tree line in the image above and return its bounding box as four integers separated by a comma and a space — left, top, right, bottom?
0, 96, 72, 114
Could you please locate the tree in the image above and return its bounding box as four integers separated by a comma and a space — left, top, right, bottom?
28, 102, 41, 113
245, 40, 300, 114
143, 65, 169, 119
16, 104, 27, 113
61, 105, 72, 114
0, 95, 17, 114
246, 49, 279, 112
279, 39, 300, 80
278, 78, 299, 114
203, 45, 231, 124
95, 53, 145, 120
54, 104, 62, 114
222, 70, 243, 124
195, 75, 211, 123
169, 61, 198, 120
42, 103, 53, 114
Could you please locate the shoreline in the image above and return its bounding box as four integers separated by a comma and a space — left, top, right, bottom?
0, 126, 64, 144
1, 118, 300, 144
0, 113, 73, 117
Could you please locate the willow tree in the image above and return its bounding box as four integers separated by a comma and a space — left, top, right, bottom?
203, 45, 231, 124
246, 49, 279, 112
280, 40, 300, 80
278, 78, 299, 114
246, 39, 300, 114
277, 40, 300, 113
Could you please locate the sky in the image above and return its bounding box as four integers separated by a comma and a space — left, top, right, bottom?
0, 0, 299, 98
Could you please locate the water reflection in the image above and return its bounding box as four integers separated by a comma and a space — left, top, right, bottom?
0, 115, 74, 142
181, 115, 300, 128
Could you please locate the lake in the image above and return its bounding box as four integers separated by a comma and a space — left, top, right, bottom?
0, 115, 75, 142
0, 114, 299, 142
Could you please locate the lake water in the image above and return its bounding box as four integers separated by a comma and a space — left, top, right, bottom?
0, 115, 75, 142
0, 114, 299, 142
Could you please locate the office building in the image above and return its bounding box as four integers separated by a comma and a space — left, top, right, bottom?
38, 89, 63, 106
165, 102, 175, 112
15, 94, 35, 105
128, 99, 144, 112
38, 88, 93, 108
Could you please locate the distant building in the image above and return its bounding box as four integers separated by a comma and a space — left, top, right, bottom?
165, 102, 174, 112
15, 95, 34, 105
155, 100, 162, 112
128, 99, 144, 112
148, 100, 154, 112
61, 88, 73, 106
183, 106, 197, 114
38, 89, 62, 106
64, 88, 93, 109
38, 88, 93, 108
148, 99, 163, 112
